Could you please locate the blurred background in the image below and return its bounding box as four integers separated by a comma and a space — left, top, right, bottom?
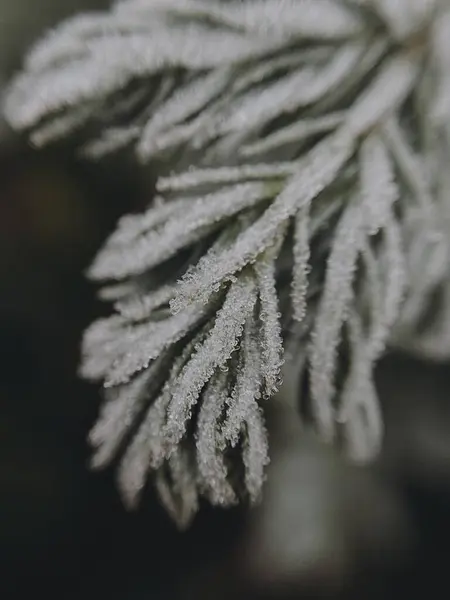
1, 1, 450, 599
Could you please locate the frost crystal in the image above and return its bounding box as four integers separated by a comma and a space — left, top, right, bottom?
6, 0, 450, 526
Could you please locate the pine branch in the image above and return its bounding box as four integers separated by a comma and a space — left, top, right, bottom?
5, 0, 450, 526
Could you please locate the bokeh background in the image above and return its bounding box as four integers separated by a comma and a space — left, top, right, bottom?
1, 2, 450, 599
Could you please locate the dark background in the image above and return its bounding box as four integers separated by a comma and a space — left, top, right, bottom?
2, 2, 450, 599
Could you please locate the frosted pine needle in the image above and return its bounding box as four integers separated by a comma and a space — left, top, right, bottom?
254, 243, 285, 397
196, 373, 237, 506
309, 197, 365, 443
241, 400, 269, 504
6, 0, 450, 525
292, 206, 311, 323
154, 447, 199, 530
221, 318, 263, 448
359, 132, 399, 235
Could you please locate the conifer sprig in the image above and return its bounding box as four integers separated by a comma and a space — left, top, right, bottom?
5, 0, 450, 526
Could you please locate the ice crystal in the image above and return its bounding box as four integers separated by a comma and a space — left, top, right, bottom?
6, 0, 450, 526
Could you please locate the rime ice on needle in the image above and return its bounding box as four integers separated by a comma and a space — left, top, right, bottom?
5, 0, 450, 526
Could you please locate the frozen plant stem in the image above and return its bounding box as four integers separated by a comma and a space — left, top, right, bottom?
5, 0, 450, 526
